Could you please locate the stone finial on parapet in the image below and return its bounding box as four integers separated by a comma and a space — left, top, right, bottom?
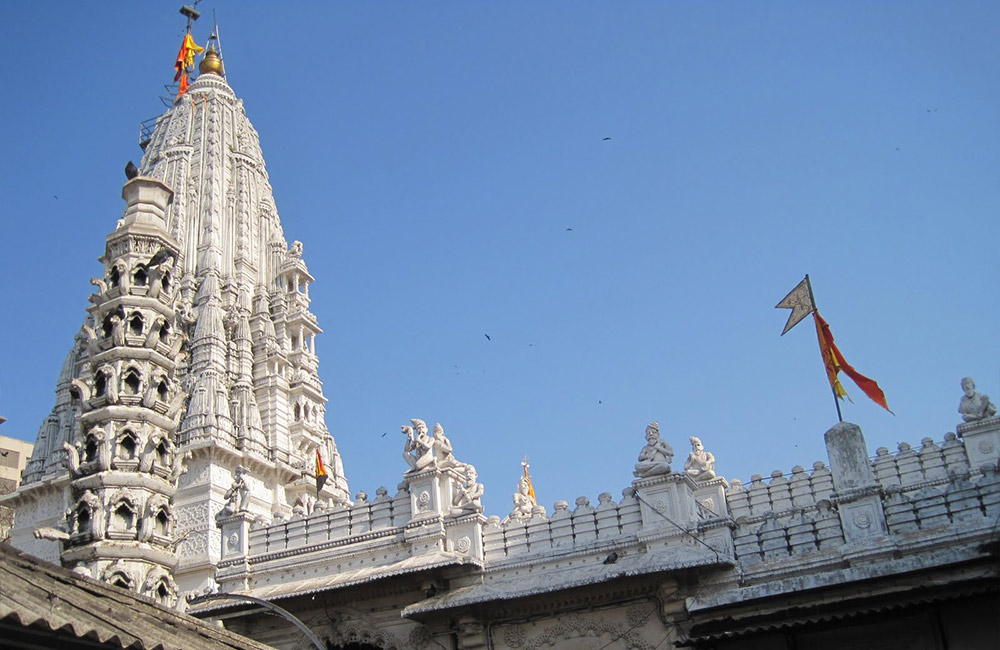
824, 421, 888, 543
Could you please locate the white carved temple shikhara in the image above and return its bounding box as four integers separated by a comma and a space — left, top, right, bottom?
3, 39, 999, 650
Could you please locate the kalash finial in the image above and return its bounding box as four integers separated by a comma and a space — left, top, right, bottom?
199, 41, 224, 76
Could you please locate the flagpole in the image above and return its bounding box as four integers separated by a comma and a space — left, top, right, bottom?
805, 275, 843, 423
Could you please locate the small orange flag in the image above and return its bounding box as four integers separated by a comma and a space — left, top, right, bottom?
521, 460, 537, 504
315, 449, 328, 494
813, 310, 892, 413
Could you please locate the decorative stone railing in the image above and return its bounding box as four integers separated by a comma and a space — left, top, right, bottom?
724, 424, 1000, 570
482, 489, 645, 560
247, 489, 413, 556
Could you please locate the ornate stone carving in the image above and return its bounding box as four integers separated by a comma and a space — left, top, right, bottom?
220, 465, 250, 516
403, 419, 435, 472
684, 436, 717, 482
509, 475, 535, 521
959, 376, 997, 422
408, 625, 433, 649
452, 465, 484, 514
503, 625, 526, 648
634, 422, 673, 478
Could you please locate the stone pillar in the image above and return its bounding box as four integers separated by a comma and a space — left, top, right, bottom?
824, 421, 888, 543
957, 416, 1000, 472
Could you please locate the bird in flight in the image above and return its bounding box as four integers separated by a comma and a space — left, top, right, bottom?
602, 137, 611, 141
484, 333, 491, 341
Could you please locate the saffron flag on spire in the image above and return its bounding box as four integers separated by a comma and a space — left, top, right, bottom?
813, 311, 893, 413
173, 32, 204, 96
315, 449, 328, 494
521, 458, 537, 504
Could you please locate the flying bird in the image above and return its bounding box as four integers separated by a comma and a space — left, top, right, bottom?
381, 432, 387, 438
125, 161, 139, 180
602, 137, 611, 141
565, 228, 573, 231
484, 333, 491, 341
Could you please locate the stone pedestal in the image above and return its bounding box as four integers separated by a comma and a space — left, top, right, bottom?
957, 415, 1000, 471
824, 422, 888, 543
216, 511, 253, 560
633, 473, 698, 534
693, 477, 730, 519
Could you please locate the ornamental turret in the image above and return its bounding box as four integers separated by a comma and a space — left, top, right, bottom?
58, 176, 184, 606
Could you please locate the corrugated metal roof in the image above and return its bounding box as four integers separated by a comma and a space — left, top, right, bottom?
194, 550, 480, 613
403, 545, 727, 616
683, 577, 1000, 645
0, 542, 276, 650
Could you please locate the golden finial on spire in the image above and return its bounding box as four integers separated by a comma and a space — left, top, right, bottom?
199, 42, 224, 76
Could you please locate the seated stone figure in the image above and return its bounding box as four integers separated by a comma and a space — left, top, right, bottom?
509, 476, 535, 520
452, 465, 484, 514
633, 422, 674, 478
959, 376, 998, 422
683, 436, 716, 482
403, 419, 435, 472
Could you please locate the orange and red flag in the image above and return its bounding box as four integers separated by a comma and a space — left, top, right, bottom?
813, 310, 892, 413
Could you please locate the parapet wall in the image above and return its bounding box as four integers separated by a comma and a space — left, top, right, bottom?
213, 416, 1000, 604
725, 426, 1000, 571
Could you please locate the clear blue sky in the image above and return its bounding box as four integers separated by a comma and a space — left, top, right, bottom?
1, 2, 997, 516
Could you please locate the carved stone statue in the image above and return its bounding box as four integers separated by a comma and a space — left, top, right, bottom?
172, 450, 192, 483
633, 422, 674, 478
452, 465, 484, 514
221, 465, 251, 515
62, 440, 81, 475
403, 419, 435, 472
93, 426, 112, 472
509, 476, 535, 520
431, 423, 458, 468
110, 314, 126, 347
683, 436, 716, 482
959, 376, 997, 422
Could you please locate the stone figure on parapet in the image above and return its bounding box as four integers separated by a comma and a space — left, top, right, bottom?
633, 422, 674, 478
684, 436, 717, 482
220, 466, 250, 516
432, 423, 459, 468
403, 419, 435, 472
959, 377, 997, 423
509, 476, 535, 520
452, 464, 484, 514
